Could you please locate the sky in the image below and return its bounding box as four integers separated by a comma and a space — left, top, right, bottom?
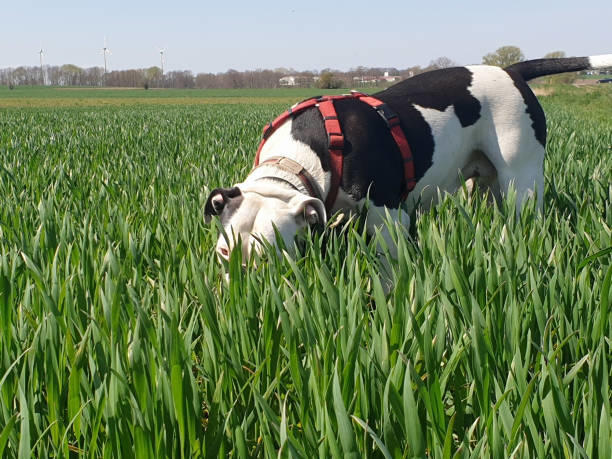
1, 1, 611, 73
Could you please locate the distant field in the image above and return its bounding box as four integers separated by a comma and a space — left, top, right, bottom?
0, 86, 347, 108
0, 84, 610, 457
532, 83, 612, 123
2, 83, 610, 110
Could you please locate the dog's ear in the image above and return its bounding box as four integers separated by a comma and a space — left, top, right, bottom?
291, 196, 326, 226
204, 187, 242, 223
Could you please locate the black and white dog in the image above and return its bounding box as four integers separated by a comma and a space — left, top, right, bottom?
205, 55, 612, 262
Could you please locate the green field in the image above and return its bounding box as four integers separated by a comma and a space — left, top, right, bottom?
0, 86, 347, 99
0, 85, 610, 457
0, 86, 347, 108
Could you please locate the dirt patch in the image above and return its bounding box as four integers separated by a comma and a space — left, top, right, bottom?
532, 87, 555, 96
573, 79, 599, 86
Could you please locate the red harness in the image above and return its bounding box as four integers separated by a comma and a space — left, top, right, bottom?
253, 91, 416, 213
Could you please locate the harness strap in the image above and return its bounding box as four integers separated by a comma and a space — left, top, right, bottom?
357, 95, 416, 199
251, 156, 324, 202
317, 99, 344, 212
254, 97, 320, 165
253, 91, 416, 211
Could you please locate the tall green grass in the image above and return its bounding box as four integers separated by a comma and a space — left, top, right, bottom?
0, 93, 610, 457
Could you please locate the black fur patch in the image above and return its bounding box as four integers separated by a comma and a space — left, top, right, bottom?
291, 109, 330, 172
372, 98, 435, 186
204, 186, 242, 216
376, 67, 482, 127
506, 57, 590, 81
290, 101, 438, 208
505, 69, 547, 146
336, 98, 406, 207
291, 100, 410, 208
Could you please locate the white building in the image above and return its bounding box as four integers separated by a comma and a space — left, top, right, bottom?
279, 76, 297, 86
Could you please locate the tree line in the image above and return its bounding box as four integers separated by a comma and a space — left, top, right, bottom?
0, 47, 579, 89
0, 64, 435, 89
0, 55, 463, 89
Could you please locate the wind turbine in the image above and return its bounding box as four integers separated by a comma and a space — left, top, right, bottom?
38, 47, 45, 85
101, 37, 112, 75
159, 48, 165, 76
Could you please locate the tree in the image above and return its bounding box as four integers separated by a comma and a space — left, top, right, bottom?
428, 56, 456, 69
543, 51, 566, 59
221, 69, 243, 89
60, 64, 83, 86
145, 66, 162, 87
482, 46, 524, 68
317, 71, 343, 89
195, 72, 219, 89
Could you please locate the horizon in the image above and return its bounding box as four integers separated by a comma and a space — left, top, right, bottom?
2, 1, 611, 73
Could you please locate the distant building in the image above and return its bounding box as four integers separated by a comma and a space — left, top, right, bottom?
279, 76, 297, 86
279, 75, 315, 87
382, 71, 400, 82
352, 71, 401, 87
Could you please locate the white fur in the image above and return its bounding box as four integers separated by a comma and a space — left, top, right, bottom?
214, 182, 324, 262
407, 103, 474, 210
251, 121, 331, 194
397, 65, 545, 215
212, 120, 331, 261
589, 54, 612, 69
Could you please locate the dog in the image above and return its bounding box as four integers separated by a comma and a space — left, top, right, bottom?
205, 54, 612, 263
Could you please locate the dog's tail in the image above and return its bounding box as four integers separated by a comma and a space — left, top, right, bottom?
506, 54, 612, 81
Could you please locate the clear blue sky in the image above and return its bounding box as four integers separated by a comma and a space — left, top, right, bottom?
2, 0, 611, 73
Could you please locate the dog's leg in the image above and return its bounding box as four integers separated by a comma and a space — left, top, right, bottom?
465, 65, 547, 215
479, 120, 546, 215
498, 161, 544, 213
461, 150, 500, 203
494, 136, 545, 214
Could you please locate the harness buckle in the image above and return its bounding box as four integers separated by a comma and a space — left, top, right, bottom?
375, 103, 400, 128
262, 122, 274, 139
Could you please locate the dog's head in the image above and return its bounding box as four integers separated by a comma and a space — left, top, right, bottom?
204, 181, 326, 263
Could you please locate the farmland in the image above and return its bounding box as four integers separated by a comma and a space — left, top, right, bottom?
0, 85, 610, 457
0, 86, 347, 108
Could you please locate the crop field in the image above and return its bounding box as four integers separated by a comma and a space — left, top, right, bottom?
0, 87, 347, 109
0, 85, 610, 457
